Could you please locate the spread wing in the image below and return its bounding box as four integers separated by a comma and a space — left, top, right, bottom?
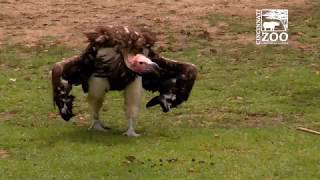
51, 26, 197, 121
51, 54, 94, 121
142, 49, 198, 112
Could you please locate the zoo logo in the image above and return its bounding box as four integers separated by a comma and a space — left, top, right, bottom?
256, 9, 288, 44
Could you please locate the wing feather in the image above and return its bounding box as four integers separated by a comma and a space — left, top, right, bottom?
142, 49, 197, 112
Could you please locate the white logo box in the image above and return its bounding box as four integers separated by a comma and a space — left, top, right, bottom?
256, 9, 288, 45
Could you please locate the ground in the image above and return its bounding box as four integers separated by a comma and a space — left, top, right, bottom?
0, 0, 311, 48
1, 0, 320, 179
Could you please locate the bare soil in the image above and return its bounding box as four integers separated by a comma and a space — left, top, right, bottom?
0, 0, 311, 48
0, 149, 10, 159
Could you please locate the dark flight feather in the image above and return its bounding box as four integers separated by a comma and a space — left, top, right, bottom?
142, 49, 197, 112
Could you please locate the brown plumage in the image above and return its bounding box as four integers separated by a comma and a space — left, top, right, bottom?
84, 25, 156, 52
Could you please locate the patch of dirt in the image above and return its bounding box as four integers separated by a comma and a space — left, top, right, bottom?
0, 149, 10, 159
289, 33, 315, 52
174, 108, 285, 128
73, 113, 90, 127
0, 111, 16, 122
0, 0, 312, 49
244, 113, 285, 128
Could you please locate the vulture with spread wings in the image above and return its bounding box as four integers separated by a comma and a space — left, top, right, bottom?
52, 25, 197, 136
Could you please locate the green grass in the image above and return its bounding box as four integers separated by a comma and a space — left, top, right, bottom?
1, 3, 320, 179
1, 126, 320, 179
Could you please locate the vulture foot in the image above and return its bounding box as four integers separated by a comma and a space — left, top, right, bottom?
123, 129, 140, 137
88, 120, 110, 132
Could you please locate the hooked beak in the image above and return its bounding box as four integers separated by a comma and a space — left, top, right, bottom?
144, 62, 161, 76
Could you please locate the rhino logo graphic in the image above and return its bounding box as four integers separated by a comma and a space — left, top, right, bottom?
263, 21, 280, 31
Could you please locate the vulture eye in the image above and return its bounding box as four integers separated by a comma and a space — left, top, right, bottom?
139, 62, 144, 65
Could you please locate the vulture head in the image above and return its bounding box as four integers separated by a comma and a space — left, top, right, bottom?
126, 54, 160, 76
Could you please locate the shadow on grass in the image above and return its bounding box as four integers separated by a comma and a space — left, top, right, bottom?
44, 125, 157, 147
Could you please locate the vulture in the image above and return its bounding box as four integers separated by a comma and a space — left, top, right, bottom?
52, 25, 197, 136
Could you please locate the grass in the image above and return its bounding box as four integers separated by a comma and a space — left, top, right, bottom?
1, 2, 320, 179
1, 126, 320, 179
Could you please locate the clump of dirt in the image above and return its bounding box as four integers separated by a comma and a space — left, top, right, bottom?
0, 0, 311, 49
0, 111, 16, 122
0, 149, 10, 159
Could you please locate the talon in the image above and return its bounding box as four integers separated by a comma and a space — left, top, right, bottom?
89, 121, 110, 132
123, 130, 140, 137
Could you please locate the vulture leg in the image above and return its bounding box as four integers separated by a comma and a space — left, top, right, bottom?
123, 76, 143, 137
87, 76, 110, 131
